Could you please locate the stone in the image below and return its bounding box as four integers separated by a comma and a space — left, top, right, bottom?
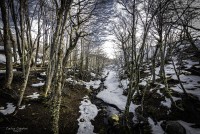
161, 121, 186, 134
80, 118, 85, 122
108, 114, 119, 126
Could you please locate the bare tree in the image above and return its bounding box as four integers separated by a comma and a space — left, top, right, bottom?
0, 0, 13, 89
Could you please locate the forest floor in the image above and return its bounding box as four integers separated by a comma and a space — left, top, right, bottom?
0, 70, 90, 134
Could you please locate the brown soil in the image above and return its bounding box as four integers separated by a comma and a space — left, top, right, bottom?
0, 72, 89, 134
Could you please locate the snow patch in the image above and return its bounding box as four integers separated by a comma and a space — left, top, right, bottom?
84, 80, 101, 90
0, 46, 4, 50
27, 92, 40, 99
40, 72, 46, 76
0, 103, 16, 115
178, 120, 200, 134
156, 90, 163, 96
139, 80, 147, 86
0, 69, 17, 73
161, 97, 171, 108
184, 60, 199, 69
31, 82, 45, 87
148, 117, 164, 134
0, 54, 6, 64
77, 96, 98, 134
121, 79, 129, 89
19, 105, 26, 110
90, 73, 96, 77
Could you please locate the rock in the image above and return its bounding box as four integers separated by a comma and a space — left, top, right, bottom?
108, 114, 119, 126
123, 90, 128, 96
80, 118, 85, 122
111, 114, 119, 122
161, 121, 186, 134
87, 88, 92, 93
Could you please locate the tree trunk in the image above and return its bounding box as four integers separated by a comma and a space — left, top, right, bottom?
44, 12, 63, 97
9, 0, 22, 64
51, 47, 63, 134
35, 9, 41, 66
20, 0, 26, 76
0, 0, 13, 89
17, 52, 33, 106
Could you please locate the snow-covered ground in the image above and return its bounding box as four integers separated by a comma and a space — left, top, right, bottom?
148, 117, 164, 134
142, 58, 200, 100
148, 118, 200, 134
77, 96, 98, 134
178, 120, 200, 134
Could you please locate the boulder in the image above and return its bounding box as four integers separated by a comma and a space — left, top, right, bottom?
108, 114, 119, 126
161, 121, 186, 134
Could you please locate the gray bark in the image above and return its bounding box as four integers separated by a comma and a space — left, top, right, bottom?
0, 0, 13, 89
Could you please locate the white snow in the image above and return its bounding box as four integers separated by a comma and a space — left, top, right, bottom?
66, 77, 73, 82
195, 65, 200, 69
40, 72, 46, 76
0, 46, 4, 50
31, 81, 45, 87
19, 105, 26, 110
172, 96, 181, 101
0, 103, 16, 115
172, 75, 200, 86
0, 69, 17, 73
66, 77, 81, 85
90, 73, 96, 77
171, 84, 200, 100
178, 120, 200, 134
161, 97, 171, 108
77, 96, 98, 134
37, 77, 44, 80
156, 90, 163, 96
0, 54, 6, 64
170, 74, 200, 100
184, 60, 199, 69
159, 84, 165, 89
165, 64, 176, 75
27, 92, 40, 99
139, 80, 147, 86
121, 79, 129, 90
144, 70, 150, 73
84, 80, 101, 90
148, 117, 164, 134
97, 68, 139, 112
106, 107, 120, 116
0, 53, 21, 64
